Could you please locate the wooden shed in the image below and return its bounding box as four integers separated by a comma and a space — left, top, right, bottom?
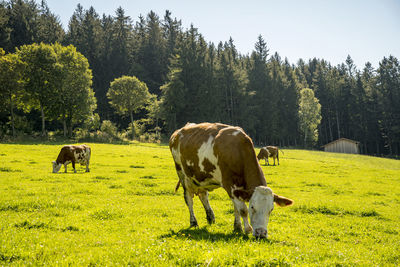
322, 138, 360, 154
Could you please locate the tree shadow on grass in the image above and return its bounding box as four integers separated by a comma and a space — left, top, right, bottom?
159, 227, 287, 244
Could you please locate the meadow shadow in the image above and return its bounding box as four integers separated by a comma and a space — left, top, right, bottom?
159, 227, 279, 244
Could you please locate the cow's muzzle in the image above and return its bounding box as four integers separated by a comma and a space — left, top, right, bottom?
254, 228, 268, 239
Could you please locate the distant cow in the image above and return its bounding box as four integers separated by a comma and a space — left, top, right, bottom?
52, 145, 91, 173
169, 122, 293, 239
257, 146, 282, 166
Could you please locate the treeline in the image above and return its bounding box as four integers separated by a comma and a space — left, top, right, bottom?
0, 0, 399, 155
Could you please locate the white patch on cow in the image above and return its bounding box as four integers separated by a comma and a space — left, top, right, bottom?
171, 142, 181, 166
186, 160, 195, 167
231, 185, 244, 198
74, 151, 87, 164
231, 130, 242, 136
52, 161, 62, 173
248, 186, 275, 238
197, 136, 222, 185
185, 122, 196, 127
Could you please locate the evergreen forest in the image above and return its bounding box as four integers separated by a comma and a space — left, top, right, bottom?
1, 0, 399, 156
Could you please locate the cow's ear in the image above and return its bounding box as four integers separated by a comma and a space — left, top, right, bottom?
233, 189, 251, 201
273, 194, 293, 207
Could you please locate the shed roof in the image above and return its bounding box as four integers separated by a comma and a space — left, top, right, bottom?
322, 138, 360, 147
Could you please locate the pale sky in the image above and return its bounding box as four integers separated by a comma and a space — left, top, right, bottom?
39, 0, 400, 70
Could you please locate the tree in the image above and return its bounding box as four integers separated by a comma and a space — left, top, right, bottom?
247, 35, 273, 143
7, 0, 39, 50
36, 0, 64, 44
16, 42, 59, 136
298, 88, 321, 147
52, 43, 96, 137
160, 55, 186, 133
0, 2, 11, 50
376, 56, 400, 155
107, 75, 153, 139
0, 48, 24, 137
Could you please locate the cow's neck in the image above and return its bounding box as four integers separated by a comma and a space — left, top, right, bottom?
244, 159, 267, 193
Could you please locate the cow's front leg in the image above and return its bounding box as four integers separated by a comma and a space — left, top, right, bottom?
232, 200, 242, 232
72, 161, 77, 173
64, 163, 68, 173
183, 187, 198, 227
86, 160, 90, 172
232, 198, 252, 234
198, 191, 215, 224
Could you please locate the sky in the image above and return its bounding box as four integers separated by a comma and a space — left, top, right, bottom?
39, 0, 400, 70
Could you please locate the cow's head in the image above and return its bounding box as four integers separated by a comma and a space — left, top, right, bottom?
52, 161, 62, 173
248, 186, 293, 238
257, 148, 270, 160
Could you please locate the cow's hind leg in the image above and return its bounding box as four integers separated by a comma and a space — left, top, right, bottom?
183, 187, 198, 227
72, 161, 77, 173
64, 163, 68, 173
198, 191, 215, 224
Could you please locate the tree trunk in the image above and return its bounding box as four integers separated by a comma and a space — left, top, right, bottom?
328, 116, 333, 142
130, 111, 134, 140
40, 104, 46, 136
229, 85, 234, 125
68, 112, 73, 138
10, 95, 15, 138
63, 114, 67, 137
304, 128, 307, 148
335, 109, 340, 139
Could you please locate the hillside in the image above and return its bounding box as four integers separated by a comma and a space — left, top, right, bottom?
0, 143, 399, 265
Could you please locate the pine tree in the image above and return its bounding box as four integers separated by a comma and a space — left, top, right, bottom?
37, 0, 64, 44
7, 0, 40, 50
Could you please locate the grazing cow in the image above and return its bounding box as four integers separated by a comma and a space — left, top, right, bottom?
169, 122, 293, 238
52, 145, 91, 173
257, 146, 282, 166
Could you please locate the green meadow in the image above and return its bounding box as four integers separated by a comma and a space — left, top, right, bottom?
0, 142, 399, 266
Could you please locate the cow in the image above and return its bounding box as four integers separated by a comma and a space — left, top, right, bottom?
169, 122, 293, 239
257, 146, 282, 166
52, 145, 91, 173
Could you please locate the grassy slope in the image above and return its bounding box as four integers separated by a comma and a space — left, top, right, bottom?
0, 143, 399, 266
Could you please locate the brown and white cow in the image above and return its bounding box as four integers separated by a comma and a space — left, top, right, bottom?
257, 146, 282, 166
169, 122, 293, 238
52, 145, 91, 173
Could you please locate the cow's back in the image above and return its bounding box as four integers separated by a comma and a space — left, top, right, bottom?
56, 145, 90, 164
169, 122, 266, 198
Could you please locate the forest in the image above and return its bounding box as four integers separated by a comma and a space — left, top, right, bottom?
0, 0, 399, 156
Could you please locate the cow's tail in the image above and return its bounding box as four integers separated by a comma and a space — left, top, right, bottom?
174, 180, 181, 193
280, 149, 284, 156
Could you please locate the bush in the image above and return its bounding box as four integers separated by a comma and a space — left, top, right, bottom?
100, 120, 118, 138
84, 113, 101, 131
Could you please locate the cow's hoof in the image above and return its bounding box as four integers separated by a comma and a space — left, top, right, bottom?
190, 219, 198, 228
206, 212, 215, 225
233, 224, 243, 233
244, 225, 253, 235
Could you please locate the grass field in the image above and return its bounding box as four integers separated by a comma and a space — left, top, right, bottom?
0, 142, 399, 266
